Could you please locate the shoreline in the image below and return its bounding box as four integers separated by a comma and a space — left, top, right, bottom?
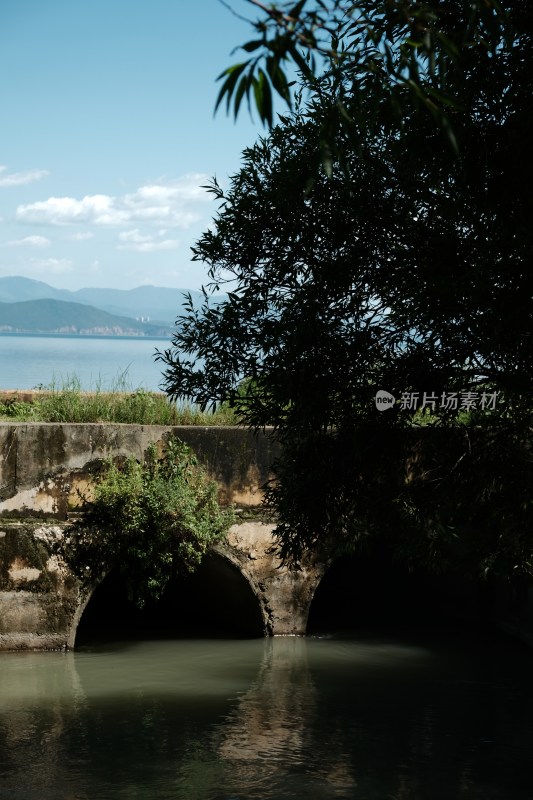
0, 331, 170, 341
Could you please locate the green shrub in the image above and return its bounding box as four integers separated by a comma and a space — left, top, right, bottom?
0, 399, 37, 419
61, 436, 235, 606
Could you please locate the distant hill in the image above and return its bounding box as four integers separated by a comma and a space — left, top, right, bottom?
0, 299, 170, 337
72, 285, 202, 325
0, 276, 67, 303
0, 276, 210, 325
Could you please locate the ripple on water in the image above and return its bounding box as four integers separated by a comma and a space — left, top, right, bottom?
1, 635, 532, 799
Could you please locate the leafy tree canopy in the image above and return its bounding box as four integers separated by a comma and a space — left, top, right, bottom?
159, 1, 532, 578
216, 1, 528, 158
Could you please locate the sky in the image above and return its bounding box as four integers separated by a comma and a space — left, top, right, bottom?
0, 0, 269, 291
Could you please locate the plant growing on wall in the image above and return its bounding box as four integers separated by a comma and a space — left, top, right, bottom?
62, 436, 234, 606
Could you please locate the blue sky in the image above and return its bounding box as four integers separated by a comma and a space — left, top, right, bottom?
0, 0, 267, 291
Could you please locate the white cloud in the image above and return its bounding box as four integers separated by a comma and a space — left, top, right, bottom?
28, 257, 73, 274
17, 194, 116, 226
117, 229, 179, 252
118, 229, 153, 244
70, 231, 94, 241
5, 235, 51, 248
0, 165, 49, 187
16, 173, 210, 228
122, 239, 179, 253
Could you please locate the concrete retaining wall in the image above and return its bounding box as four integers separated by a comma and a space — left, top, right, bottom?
0, 423, 279, 517
1, 423, 532, 650
0, 424, 323, 649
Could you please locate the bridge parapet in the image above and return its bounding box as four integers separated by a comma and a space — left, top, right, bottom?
0, 423, 279, 517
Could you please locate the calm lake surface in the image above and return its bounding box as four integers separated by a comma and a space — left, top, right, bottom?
1, 633, 532, 800
0, 334, 171, 392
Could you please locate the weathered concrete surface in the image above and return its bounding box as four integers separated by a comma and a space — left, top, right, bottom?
0, 423, 279, 517
0, 522, 79, 649
2, 423, 533, 650
0, 424, 324, 649
224, 523, 324, 636
0, 519, 323, 649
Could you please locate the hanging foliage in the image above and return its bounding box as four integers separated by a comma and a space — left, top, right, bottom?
60, 436, 235, 607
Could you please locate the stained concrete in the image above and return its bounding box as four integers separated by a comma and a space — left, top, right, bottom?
2, 423, 532, 650
0, 519, 323, 649
0, 424, 322, 649
0, 423, 279, 517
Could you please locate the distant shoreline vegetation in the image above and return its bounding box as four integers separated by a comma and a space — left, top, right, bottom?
0, 331, 169, 340
0, 298, 172, 338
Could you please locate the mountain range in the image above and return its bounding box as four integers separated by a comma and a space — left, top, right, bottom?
0, 276, 207, 337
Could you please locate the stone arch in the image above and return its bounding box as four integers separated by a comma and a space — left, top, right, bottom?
68, 583, 99, 649
69, 546, 267, 647
210, 544, 271, 634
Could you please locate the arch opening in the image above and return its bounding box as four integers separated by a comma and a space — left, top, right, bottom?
75, 552, 265, 647
306, 552, 489, 638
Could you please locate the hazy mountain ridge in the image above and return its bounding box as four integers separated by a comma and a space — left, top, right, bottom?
0, 276, 207, 325
0, 298, 170, 337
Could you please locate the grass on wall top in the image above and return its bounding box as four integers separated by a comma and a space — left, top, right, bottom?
0, 374, 237, 426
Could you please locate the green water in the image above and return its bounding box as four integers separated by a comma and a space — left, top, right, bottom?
0, 634, 532, 799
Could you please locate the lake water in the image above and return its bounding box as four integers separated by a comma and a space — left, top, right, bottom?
0, 334, 173, 392
1, 633, 532, 799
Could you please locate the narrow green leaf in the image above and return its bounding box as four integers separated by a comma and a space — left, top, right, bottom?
252, 75, 264, 123
267, 55, 292, 105
258, 68, 273, 127
242, 39, 264, 53
215, 62, 249, 114
234, 72, 252, 118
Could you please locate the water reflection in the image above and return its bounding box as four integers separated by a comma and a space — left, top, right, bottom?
0, 634, 532, 799
213, 638, 328, 797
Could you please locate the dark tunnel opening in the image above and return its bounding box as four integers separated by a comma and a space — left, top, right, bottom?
75, 552, 265, 647
306, 552, 491, 639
